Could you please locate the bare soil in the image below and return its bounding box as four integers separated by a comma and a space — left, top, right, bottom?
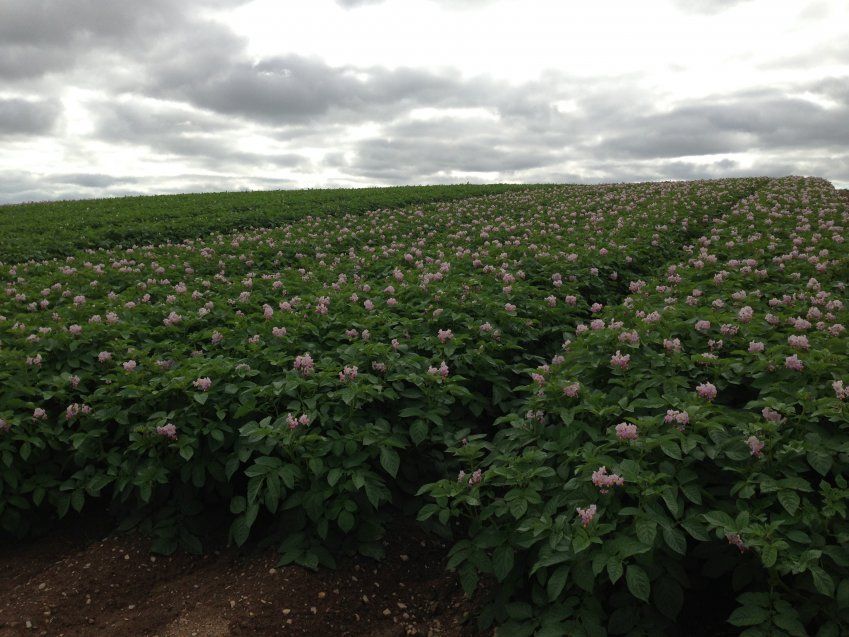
0, 517, 487, 637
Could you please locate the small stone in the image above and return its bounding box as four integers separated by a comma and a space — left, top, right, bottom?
269, 568, 277, 574
317, 591, 326, 599
399, 554, 409, 562
128, 604, 135, 610
282, 609, 291, 615
229, 600, 236, 609
362, 595, 369, 603
397, 602, 407, 609
25, 620, 33, 629
37, 583, 46, 590
124, 554, 130, 560
383, 608, 392, 617
310, 606, 317, 615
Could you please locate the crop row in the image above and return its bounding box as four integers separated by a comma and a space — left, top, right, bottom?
0, 183, 545, 263
421, 176, 849, 636
4, 177, 835, 635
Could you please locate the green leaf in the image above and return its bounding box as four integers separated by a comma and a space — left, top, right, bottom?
728, 605, 770, 627
636, 519, 657, 546
807, 450, 832, 476
778, 490, 800, 515
410, 420, 428, 445
193, 392, 208, 405
547, 565, 569, 601
230, 515, 251, 546
773, 613, 807, 637
660, 439, 682, 459
626, 564, 650, 602
492, 545, 515, 582
607, 559, 623, 584
459, 564, 478, 595
379, 447, 400, 478
761, 545, 778, 568
811, 566, 835, 597
327, 467, 343, 486
663, 527, 687, 555
337, 511, 355, 533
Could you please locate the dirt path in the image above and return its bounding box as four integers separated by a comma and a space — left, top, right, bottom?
0, 518, 486, 637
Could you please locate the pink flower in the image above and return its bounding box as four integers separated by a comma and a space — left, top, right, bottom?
69, 324, 82, 335
193, 377, 212, 391
748, 341, 765, 353
726, 533, 746, 552
272, 326, 287, 338
286, 413, 311, 429
619, 330, 639, 345
664, 338, 682, 352
437, 329, 453, 343
467, 469, 483, 486
33, 408, 47, 421
563, 382, 580, 398
338, 365, 358, 382
504, 303, 517, 314
738, 306, 754, 323
615, 422, 638, 441
746, 435, 764, 457
123, 360, 137, 372
428, 361, 450, 380
695, 320, 711, 332
156, 423, 177, 440
294, 353, 315, 375
97, 351, 112, 363
696, 382, 717, 401
664, 409, 690, 429
69, 375, 80, 389
762, 407, 784, 422
610, 350, 630, 370
590, 303, 603, 313
833, 380, 847, 400
363, 299, 374, 311
576, 504, 597, 527
0, 418, 9, 433
591, 466, 624, 494
785, 354, 804, 371
787, 335, 809, 350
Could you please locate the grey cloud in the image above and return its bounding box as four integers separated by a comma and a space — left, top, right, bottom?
146, 54, 480, 126
0, 98, 60, 135
0, 170, 300, 205
0, 0, 250, 81
87, 99, 311, 171
593, 87, 849, 159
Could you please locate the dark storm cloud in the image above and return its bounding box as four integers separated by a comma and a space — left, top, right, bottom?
0, 98, 61, 136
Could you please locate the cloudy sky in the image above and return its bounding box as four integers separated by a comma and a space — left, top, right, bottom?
1, 0, 848, 203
